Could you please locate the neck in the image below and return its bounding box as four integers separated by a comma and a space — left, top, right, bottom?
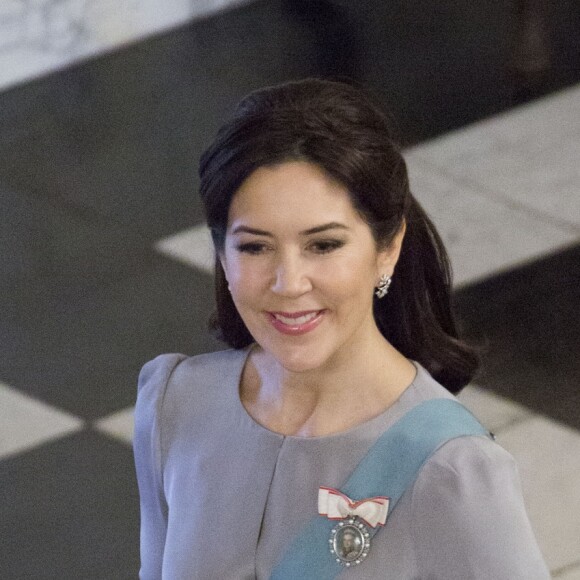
242, 328, 416, 437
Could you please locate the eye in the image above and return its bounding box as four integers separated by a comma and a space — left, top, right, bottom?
236, 242, 269, 255
309, 239, 345, 254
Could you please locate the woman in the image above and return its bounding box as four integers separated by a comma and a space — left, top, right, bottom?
134, 79, 549, 579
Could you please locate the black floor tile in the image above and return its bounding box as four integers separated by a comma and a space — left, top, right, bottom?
0, 252, 222, 420
1, 185, 150, 291
0, 430, 138, 580
0, 2, 299, 241
455, 244, 580, 430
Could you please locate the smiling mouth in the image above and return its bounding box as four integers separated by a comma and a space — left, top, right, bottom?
267, 310, 325, 335
272, 311, 321, 325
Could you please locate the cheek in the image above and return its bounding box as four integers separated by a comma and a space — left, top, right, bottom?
319, 258, 377, 297
225, 261, 267, 301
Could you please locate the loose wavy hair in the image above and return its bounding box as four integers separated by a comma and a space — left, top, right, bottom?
199, 78, 478, 392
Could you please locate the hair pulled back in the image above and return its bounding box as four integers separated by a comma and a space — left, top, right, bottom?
199, 78, 477, 392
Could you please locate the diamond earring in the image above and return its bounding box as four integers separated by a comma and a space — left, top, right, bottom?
375, 274, 392, 298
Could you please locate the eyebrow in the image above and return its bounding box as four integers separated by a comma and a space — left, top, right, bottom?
231, 222, 350, 236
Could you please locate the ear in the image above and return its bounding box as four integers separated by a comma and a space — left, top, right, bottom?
376, 220, 406, 276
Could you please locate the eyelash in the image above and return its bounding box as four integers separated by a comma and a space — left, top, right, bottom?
236, 239, 345, 255
310, 239, 345, 253
236, 242, 267, 255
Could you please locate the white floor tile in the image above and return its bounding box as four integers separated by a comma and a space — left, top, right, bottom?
496, 416, 580, 572
420, 133, 580, 229
404, 156, 577, 286
407, 84, 580, 170
94, 406, 135, 445
0, 381, 84, 460
154, 223, 215, 274
458, 384, 531, 434
0, 0, 252, 92
554, 563, 580, 580
407, 84, 580, 229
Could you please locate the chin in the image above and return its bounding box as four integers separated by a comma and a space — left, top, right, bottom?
249, 317, 342, 374
267, 341, 335, 374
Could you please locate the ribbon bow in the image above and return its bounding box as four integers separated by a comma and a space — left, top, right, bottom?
318, 486, 390, 528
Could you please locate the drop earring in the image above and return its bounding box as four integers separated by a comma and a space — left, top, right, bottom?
375, 274, 391, 298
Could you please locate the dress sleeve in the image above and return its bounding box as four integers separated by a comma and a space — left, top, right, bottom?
133, 353, 187, 580
410, 436, 551, 580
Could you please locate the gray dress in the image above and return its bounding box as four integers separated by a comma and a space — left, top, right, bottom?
134, 347, 550, 579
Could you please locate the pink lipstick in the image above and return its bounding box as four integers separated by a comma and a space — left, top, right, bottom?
268, 310, 325, 336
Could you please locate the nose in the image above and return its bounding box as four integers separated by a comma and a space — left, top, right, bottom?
270, 253, 312, 297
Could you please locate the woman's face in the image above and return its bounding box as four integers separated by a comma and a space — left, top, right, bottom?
221, 160, 401, 374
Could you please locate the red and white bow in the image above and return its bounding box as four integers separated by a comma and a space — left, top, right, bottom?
318, 487, 390, 528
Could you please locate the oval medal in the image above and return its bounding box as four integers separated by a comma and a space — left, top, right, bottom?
329, 518, 371, 567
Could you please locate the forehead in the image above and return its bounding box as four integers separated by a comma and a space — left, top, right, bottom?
227, 161, 365, 231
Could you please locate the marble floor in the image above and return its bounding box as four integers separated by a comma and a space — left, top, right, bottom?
0, 0, 252, 91
0, 1, 579, 578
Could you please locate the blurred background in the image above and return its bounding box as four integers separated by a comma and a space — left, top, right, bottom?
0, 1, 579, 578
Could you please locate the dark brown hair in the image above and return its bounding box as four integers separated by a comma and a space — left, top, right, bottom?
199, 78, 477, 392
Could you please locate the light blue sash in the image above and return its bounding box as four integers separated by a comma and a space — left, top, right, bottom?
271, 398, 490, 579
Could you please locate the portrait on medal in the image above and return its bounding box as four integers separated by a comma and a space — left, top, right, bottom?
334, 527, 363, 561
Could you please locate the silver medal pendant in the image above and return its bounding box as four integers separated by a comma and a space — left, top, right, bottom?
329, 518, 371, 567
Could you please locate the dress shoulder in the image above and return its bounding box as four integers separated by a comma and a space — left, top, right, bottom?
133, 349, 249, 579
134, 348, 250, 461
136, 348, 248, 409
137, 353, 189, 405
409, 435, 550, 579
133, 353, 188, 579
134, 353, 189, 486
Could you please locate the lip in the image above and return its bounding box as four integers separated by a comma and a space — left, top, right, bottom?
267, 310, 325, 336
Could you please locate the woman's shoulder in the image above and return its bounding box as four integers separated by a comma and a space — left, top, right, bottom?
389, 361, 456, 423
418, 431, 515, 488
405, 364, 513, 480
134, 347, 252, 447
135, 347, 250, 414
405, 365, 517, 503
138, 348, 248, 391
408, 433, 550, 578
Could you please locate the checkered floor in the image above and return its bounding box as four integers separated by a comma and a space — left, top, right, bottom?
1, 2, 579, 578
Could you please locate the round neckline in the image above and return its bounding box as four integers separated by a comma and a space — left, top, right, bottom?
232, 344, 422, 442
